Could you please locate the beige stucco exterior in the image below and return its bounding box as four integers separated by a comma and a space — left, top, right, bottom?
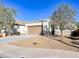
16, 20, 77, 36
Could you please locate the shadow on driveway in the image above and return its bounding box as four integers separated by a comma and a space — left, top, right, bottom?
44, 35, 79, 49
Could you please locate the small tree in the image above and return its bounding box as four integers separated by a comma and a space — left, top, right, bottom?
76, 22, 79, 28
0, 6, 16, 35
5, 8, 16, 35
50, 4, 76, 40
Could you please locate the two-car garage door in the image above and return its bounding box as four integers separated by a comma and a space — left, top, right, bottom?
28, 25, 41, 35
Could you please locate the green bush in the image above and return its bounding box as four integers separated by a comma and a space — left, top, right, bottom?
15, 32, 20, 35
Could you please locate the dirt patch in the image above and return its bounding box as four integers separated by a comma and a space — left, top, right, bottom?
8, 35, 79, 52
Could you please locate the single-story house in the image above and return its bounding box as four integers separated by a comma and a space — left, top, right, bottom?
14, 20, 78, 36
14, 20, 49, 35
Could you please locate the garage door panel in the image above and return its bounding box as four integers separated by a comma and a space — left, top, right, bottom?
28, 25, 41, 35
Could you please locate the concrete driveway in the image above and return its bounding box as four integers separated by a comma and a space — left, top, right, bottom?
0, 35, 79, 58
0, 35, 35, 43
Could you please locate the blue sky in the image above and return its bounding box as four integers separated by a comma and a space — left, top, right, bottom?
2, 0, 79, 22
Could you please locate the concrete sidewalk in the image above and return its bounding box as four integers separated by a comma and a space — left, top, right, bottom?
0, 44, 79, 58
0, 35, 37, 43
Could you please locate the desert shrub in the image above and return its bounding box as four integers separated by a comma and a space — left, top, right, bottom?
71, 29, 79, 36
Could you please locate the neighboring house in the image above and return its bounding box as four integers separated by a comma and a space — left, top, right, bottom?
54, 23, 78, 37
13, 20, 27, 35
